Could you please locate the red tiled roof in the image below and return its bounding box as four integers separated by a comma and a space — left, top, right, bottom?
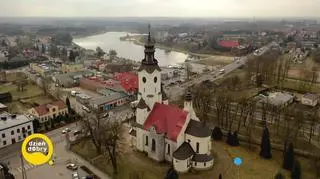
114, 72, 138, 93
34, 100, 67, 116
218, 40, 239, 48
143, 102, 188, 142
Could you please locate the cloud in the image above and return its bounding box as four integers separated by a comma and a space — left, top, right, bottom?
0, 0, 319, 17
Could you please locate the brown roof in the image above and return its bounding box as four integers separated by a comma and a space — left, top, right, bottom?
185, 120, 211, 137
34, 100, 67, 116
192, 154, 213, 162
136, 98, 150, 110
172, 142, 194, 160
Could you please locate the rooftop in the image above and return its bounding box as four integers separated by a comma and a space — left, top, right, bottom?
33, 100, 67, 116
90, 92, 127, 106
0, 103, 7, 109
0, 112, 33, 131
143, 102, 188, 142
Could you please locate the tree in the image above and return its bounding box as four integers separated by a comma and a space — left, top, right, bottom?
212, 127, 223, 140
291, 160, 301, 179
165, 167, 179, 179
102, 120, 123, 175
69, 50, 76, 61
15, 72, 28, 92
274, 172, 285, 179
219, 174, 222, 179
96, 46, 105, 58
283, 143, 295, 170
192, 86, 213, 125
61, 47, 67, 57
41, 44, 46, 54
32, 119, 41, 132
185, 62, 192, 81
66, 97, 71, 113
260, 127, 272, 159
50, 45, 59, 58
233, 131, 240, 146
226, 131, 233, 146
109, 49, 117, 60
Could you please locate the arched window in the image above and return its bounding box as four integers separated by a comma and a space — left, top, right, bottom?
196, 142, 199, 153
152, 139, 156, 152
167, 144, 170, 154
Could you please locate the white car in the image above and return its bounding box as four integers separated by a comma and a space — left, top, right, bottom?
72, 172, 79, 179
62, 128, 71, 134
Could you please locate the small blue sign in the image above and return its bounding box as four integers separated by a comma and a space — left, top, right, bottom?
233, 157, 242, 166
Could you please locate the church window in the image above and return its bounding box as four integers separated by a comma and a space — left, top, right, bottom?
152, 139, 156, 151
142, 77, 146, 83
204, 162, 206, 167
196, 142, 199, 153
167, 144, 170, 154
194, 162, 197, 166
154, 77, 157, 83
145, 136, 148, 146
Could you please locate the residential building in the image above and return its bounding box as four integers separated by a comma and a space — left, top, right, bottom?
301, 41, 316, 49
0, 112, 34, 149
61, 63, 84, 73
0, 103, 8, 113
258, 92, 294, 106
28, 100, 68, 124
91, 61, 106, 72
301, 93, 319, 107
114, 72, 138, 95
105, 63, 133, 74
130, 29, 213, 173
30, 63, 51, 76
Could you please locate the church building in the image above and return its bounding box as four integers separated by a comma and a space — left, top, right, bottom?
129, 25, 214, 173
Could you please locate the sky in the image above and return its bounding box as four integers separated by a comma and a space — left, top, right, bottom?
0, 0, 319, 18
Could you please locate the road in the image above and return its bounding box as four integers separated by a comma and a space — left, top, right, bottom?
167, 44, 273, 101
0, 122, 111, 179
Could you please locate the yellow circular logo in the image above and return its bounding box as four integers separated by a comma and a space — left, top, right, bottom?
21, 133, 54, 165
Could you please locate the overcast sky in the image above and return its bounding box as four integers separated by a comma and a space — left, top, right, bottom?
0, 0, 319, 17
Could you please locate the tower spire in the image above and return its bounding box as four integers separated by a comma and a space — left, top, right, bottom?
148, 23, 151, 43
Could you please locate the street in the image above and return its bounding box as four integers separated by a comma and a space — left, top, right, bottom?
167, 44, 273, 101
0, 122, 111, 179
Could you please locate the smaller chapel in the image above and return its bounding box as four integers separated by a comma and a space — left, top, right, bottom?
129, 25, 213, 173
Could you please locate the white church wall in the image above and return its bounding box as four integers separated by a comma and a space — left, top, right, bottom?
185, 134, 211, 155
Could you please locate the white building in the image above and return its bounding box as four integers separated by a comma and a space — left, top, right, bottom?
130, 28, 213, 173
0, 112, 34, 149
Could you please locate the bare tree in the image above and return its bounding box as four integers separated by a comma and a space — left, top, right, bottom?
80, 111, 104, 154
185, 62, 193, 81
102, 120, 123, 175
16, 72, 28, 92
193, 85, 214, 125
40, 75, 51, 96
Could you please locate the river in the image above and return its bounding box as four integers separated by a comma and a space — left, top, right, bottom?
73, 32, 191, 67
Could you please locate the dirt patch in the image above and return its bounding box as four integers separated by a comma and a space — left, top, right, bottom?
193, 56, 234, 66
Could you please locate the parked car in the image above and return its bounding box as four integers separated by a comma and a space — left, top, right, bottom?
72, 172, 80, 179
82, 105, 91, 113
73, 130, 81, 135
66, 163, 78, 170
62, 128, 71, 134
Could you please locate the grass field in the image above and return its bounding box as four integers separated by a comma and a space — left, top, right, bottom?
71, 125, 318, 179
0, 82, 53, 113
